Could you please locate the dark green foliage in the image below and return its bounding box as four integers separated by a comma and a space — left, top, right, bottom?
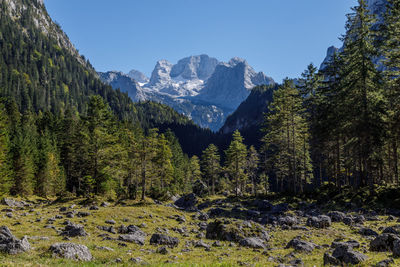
201, 144, 221, 195
220, 85, 277, 149
225, 130, 248, 196
0, 2, 138, 122
261, 79, 312, 193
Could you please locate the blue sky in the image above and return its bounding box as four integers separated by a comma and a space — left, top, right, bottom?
44, 0, 357, 83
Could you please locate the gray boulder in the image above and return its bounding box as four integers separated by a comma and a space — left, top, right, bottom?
206, 220, 243, 242
332, 243, 367, 264
370, 233, 400, 252
197, 212, 209, 221
2, 198, 28, 208
359, 227, 379, 236
117, 224, 145, 235
193, 240, 211, 249
392, 239, 400, 257
324, 252, 340, 265
49, 242, 92, 261
278, 216, 298, 226
149, 233, 179, 248
327, 211, 346, 222
61, 223, 87, 237
97, 225, 116, 234
331, 240, 360, 250
118, 233, 145, 245
239, 237, 266, 249
174, 193, 198, 211
306, 215, 331, 228
286, 238, 316, 253
343, 216, 354, 226
117, 224, 146, 245
0, 226, 30, 254
156, 246, 169, 254
77, 211, 91, 217
382, 226, 400, 235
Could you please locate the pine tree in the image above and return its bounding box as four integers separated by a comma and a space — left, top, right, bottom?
188, 155, 201, 187
380, 0, 400, 183
262, 79, 312, 193
10, 111, 37, 196
338, 0, 385, 186
137, 128, 158, 201
318, 49, 361, 187
84, 95, 119, 197
154, 134, 173, 192
0, 102, 12, 195
246, 146, 259, 196
298, 64, 323, 183
225, 130, 247, 196
201, 144, 221, 195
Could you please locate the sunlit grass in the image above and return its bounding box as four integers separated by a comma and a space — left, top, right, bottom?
0, 195, 398, 266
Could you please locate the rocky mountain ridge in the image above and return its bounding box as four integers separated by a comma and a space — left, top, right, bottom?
100, 55, 274, 131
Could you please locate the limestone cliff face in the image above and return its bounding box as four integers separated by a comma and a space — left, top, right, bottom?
101, 55, 274, 131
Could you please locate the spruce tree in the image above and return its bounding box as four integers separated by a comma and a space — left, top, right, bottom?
201, 144, 221, 195
339, 0, 385, 186
380, 0, 400, 183
154, 134, 173, 192
0, 102, 11, 195
84, 95, 119, 196
189, 155, 201, 186
262, 79, 312, 193
225, 130, 247, 196
246, 145, 259, 196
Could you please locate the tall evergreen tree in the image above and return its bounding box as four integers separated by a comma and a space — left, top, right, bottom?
338, 0, 385, 186
0, 102, 11, 195
262, 79, 312, 193
154, 134, 173, 191
225, 130, 247, 196
84, 95, 119, 196
188, 155, 201, 187
380, 0, 400, 183
246, 145, 259, 196
201, 144, 221, 195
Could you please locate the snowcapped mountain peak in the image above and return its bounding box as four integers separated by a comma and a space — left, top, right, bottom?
100, 71, 126, 83
98, 71, 146, 102
149, 60, 173, 86
196, 57, 275, 110
127, 69, 149, 84
102, 55, 275, 131
170, 54, 218, 81
227, 57, 248, 66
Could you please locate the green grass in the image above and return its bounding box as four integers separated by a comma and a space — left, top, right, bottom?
0, 195, 399, 266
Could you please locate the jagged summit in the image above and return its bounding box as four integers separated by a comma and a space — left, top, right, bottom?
149, 60, 173, 86
170, 54, 219, 81
100, 55, 274, 131
196, 57, 274, 110
99, 71, 146, 102
127, 69, 149, 84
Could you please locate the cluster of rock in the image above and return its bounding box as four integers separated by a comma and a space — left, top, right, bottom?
5, 194, 400, 265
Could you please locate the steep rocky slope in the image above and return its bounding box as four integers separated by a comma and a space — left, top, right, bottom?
100, 56, 274, 131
